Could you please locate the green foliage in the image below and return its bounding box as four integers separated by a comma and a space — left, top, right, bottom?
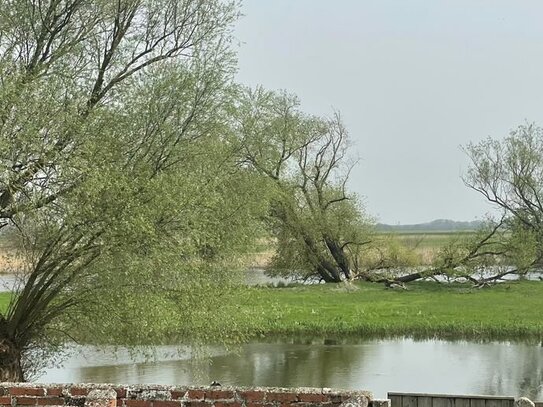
464, 124, 543, 271
236, 87, 374, 282
361, 234, 421, 271
0, 0, 269, 380
237, 281, 543, 340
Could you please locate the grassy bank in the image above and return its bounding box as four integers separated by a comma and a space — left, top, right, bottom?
1, 280, 540, 342
238, 280, 543, 341
0, 292, 10, 311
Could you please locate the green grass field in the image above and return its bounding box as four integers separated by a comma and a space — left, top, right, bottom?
1, 279, 541, 342
238, 280, 543, 341
0, 292, 10, 311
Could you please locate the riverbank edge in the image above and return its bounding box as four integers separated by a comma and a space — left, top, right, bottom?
236, 280, 543, 342
1, 280, 542, 342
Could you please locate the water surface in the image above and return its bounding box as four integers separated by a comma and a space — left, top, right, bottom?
36, 338, 543, 400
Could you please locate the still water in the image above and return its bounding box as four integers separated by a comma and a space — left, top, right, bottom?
36, 338, 543, 400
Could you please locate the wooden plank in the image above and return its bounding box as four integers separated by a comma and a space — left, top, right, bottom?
389, 394, 402, 407
388, 394, 512, 401
402, 395, 419, 407
470, 398, 486, 407
486, 400, 500, 407
453, 398, 471, 407
418, 396, 432, 407
433, 397, 453, 407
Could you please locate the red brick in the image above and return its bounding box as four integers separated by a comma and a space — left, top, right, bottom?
214, 402, 241, 407
297, 394, 327, 403
186, 390, 205, 401
115, 389, 127, 399
70, 388, 89, 397
15, 397, 38, 405
37, 397, 65, 405
185, 402, 211, 407
46, 389, 63, 397
10, 388, 45, 397
205, 391, 234, 401
171, 391, 186, 400
125, 400, 152, 407
0, 396, 11, 405
153, 402, 182, 407
240, 392, 266, 402
267, 393, 297, 403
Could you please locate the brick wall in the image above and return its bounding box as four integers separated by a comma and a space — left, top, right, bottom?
0, 384, 379, 407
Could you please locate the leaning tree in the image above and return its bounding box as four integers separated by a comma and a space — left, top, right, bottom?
385, 123, 543, 288
236, 87, 373, 283
461, 123, 543, 280
0, 0, 264, 381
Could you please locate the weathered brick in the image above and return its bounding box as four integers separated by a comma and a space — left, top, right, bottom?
170, 392, 186, 401
70, 389, 89, 397
37, 397, 66, 405
153, 401, 182, 407
289, 403, 331, 407
125, 400, 151, 407
0, 396, 11, 405
297, 394, 327, 403
11, 388, 45, 397
205, 392, 234, 401
186, 391, 205, 401
214, 402, 241, 407
115, 389, 127, 399
239, 392, 266, 403
16, 397, 38, 405
267, 393, 297, 403
46, 389, 63, 397
185, 402, 211, 407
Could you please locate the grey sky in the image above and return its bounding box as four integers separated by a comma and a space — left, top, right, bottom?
233, 1, 543, 224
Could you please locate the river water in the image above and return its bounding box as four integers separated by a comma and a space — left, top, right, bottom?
2, 273, 540, 399
36, 338, 543, 400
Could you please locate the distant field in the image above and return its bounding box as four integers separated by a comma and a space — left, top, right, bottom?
248, 231, 471, 268
391, 231, 475, 249
373, 230, 475, 266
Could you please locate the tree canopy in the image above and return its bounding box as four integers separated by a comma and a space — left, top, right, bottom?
0, 0, 267, 381
236, 87, 373, 283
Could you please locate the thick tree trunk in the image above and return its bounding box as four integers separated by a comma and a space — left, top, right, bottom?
324, 236, 352, 280
0, 337, 24, 381
358, 268, 443, 286
301, 235, 342, 282
315, 263, 341, 282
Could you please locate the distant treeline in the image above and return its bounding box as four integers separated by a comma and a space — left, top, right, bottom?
376, 219, 483, 232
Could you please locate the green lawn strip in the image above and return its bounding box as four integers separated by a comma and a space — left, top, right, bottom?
0, 292, 11, 313
1, 282, 540, 342
239, 281, 543, 340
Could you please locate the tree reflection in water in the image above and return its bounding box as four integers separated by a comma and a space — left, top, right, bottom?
38, 338, 543, 401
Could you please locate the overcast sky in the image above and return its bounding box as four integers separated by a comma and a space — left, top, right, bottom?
233, 1, 543, 225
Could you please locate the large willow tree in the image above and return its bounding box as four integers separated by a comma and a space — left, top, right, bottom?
0, 0, 263, 381
236, 88, 373, 283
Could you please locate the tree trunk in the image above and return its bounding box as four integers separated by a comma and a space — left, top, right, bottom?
358, 268, 443, 286
301, 235, 342, 282
0, 336, 24, 382
324, 236, 352, 279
